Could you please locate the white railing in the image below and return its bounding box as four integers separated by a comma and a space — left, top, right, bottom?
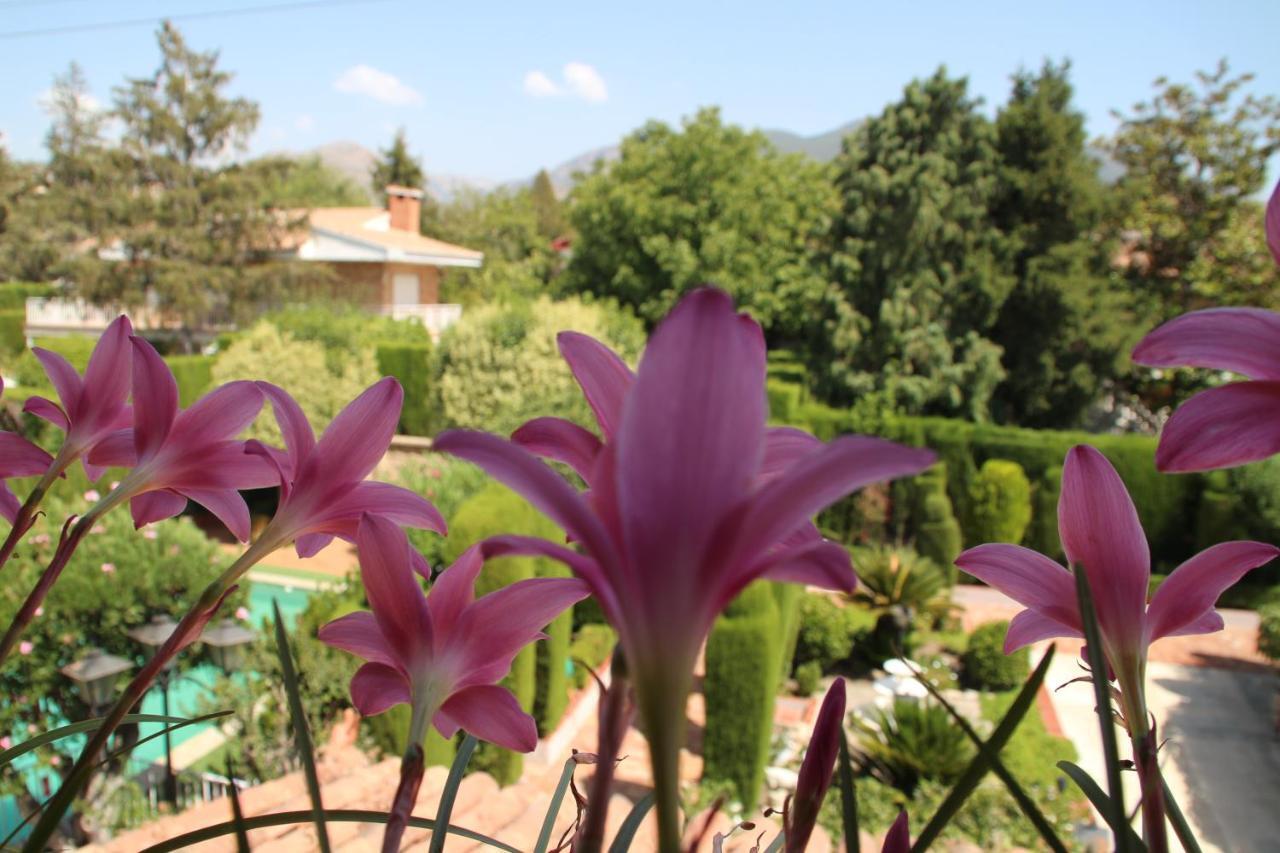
25, 297, 178, 335
377, 303, 463, 339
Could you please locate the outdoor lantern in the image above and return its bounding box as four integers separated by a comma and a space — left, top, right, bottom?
201, 619, 257, 673
60, 648, 131, 712
126, 614, 180, 670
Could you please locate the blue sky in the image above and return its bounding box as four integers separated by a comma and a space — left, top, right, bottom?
2, 0, 1278, 183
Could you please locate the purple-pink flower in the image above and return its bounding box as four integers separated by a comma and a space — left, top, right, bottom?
1268, 177, 1280, 268
0, 379, 55, 524
786, 677, 846, 853
23, 315, 133, 480
1132, 307, 1280, 471
957, 445, 1278, 679
882, 811, 910, 853
318, 514, 587, 745
85, 337, 277, 541
247, 378, 445, 567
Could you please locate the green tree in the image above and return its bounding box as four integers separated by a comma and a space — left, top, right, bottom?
987, 62, 1131, 427
371, 127, 425, 197
529, 168, 565, 238
563, 107, 834, 338
258, 154, 371, 207
427, 187, 554, 305
818, 69, 1011, 419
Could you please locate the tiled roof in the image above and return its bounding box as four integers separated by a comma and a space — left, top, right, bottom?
305, 207, 483, 262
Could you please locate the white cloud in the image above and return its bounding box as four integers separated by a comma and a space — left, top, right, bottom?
563, 62, 607, 102
333, 64, 422, 106
522, 62, 608, 103
523, 70, 561, 98
294, 114, 316, 132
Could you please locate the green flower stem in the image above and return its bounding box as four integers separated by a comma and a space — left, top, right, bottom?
635, 663, 693, 853
1120, 684, 1169, 853
0, 457, 68, 573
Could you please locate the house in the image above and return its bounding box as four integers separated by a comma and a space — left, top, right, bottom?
24, 185, 483, 342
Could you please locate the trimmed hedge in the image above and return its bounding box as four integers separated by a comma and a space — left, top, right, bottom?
1026, 465, 1063, 559
164, 354, 215, 408
0, 282, 53, 311
962, 621, 1030, 690
968, 459, 1032, 545
569, 623, 616, 688
703, 582, 782, 811
0, 310, 24, 358
913, 465, 962, 580
376, 342, 435, 436
772, 581, 804, 682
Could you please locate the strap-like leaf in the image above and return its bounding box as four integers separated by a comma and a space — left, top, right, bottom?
132, 808, 521, 853
272, 599, 330, 853
910, 644, 1054, 852
428, 733, 478, 853
0, 713, 194, 767
607, 792, 655, 853
1058, 762, 1145, 850
100, 710, 233, 766
1161, 777, 1201, 853
534, 757, 577, 853
837, 730, 859, 853
1072, 566, 1131, 853
226, 759, 250, 853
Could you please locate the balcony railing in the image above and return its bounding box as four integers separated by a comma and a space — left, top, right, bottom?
375, 303, 463, 339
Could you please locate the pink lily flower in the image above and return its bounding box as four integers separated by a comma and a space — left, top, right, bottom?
882, 811, 911, 853
246, 378, 445, 566
957, 445, 1278, 680
23, 315, 133, 480
785, 677, 846, 853
1132, 307, 1280, 471
1268, 177, 1280, 267
84, 337, 276, 541
0, 379, 55, 523
433, 287, 934, 850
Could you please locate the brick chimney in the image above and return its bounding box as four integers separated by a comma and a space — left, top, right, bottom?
386, 184, 423, 233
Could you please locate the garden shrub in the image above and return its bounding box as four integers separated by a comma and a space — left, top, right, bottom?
435, 296, 644, 435
1026, 465, 1063, 559
375, 342, 435, 435
794, 593, 855, 670
912, 465, 962, 581
163, 354, 214, 407
569, 624, 616, 688
853, 699, 973, 796
766, 378, 803, 423
962, 620, 1029, 690
703, 582, 782, 811
771, 581, 804, 682
0, 281, 53, 310
265, 304, 429, 366
851, 544, 949, 620
793, 660, 822, 697
967, 459, 1033, 545
0, 309, 24, 359
1259, 603, 1280, 662
392, 454, 488, 571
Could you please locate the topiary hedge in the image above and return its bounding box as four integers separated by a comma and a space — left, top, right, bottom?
702, 582, 782, 811
163, 354, 215, 408
967, 459, 1033, 545
912, 465, 963, 581
376, 342, 435, 436
1258, 602, 1280, 663
962, 621, 1029, 690
569, 623, 616, 688
1026, 465, 1063, 559
0, 309, 24, 359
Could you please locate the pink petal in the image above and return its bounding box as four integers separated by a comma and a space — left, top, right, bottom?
755, 537, 855, 592
1004, 609, 1081, 653
79, 315, 133, 430
356, 514, 434, 663
449, 575, 588, 689
789, 677, 846, 853
432, 430, 621, 570
436, 684, 538, 752
324, 481, 446, 535
256, 381, 315, 463
731, 436, 935, 569
557, 331, 634, 439
426, 545, 484, 640
1156, 381, 1280, 472
1146, 540, 1280, 642
511, 417, 602, 482
129, 338, 178, 461
22, 397, 69, 432
85, 429, 136, 468
882, 811, 911, 853
1160, 610, 1224, 638
164, 442, 280, 490
296, 532, 333, 558
615, 288, 767, 586
955, 543, 1079, 629
0, 432, 53, 477
0, 484, 20, 523
1267, 178, 1280, 267
309, 377, 401, 485
177, 487, 252, 542
1058, 446, 1150, 652
1132, 308, 1280, 380
478, 534, 621, 625
350, 661, 411, 716
31, 348, 82, 418
759, 427, 824, 482
245, 440, 294, 498
170, 381, 264, 448
317, 611, 397, 667
130, 489, 188, 528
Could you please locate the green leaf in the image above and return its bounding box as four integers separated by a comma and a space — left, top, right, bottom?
1058, 762, 1145, 851
272, 599, 331, 853
1161, 777, 1202, 853
99, 710, 233, 767
132, 809, 521, 853
534, 757, 577, 853
904, 656, 1067, 853
0, 713, 193, 768
428, 733, 477, 853
226, 759, 250, 853
1073, 566, 1131, 853
607, 792, 655, 853
910, 644, 1054, 852
837, 730, 859, 853
763, 829, 785, 853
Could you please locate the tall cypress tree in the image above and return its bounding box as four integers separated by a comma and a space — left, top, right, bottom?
529, 169, 564, 239
371, 128, 425, 196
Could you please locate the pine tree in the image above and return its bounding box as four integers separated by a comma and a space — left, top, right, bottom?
529, 169, 564, 238
371, 128, 425, 197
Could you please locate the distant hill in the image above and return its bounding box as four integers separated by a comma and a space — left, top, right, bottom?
762, 121, 859, 161
308, 140, 497, 203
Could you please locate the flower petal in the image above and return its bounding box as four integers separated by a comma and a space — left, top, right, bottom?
1004, 609, 1081, 653
130, 489, 188, 529
557, 331, 634, 439
256, 381, 315, 464
79, 314, 133, 430
511, 416, 602, 482
1147, 541, 1280, 642
436, 684, 538, 752
129, 338, 178, 461
477, 534, 621, 626
325, 481, 446, 535
882, 811, 911, 853
356, 514, 433, 664
177, 487, 252, 542
31, 348, 82, 418
296, 532, 333, 558
163, 441, 280, 490
1160, 610, 1224, 638
789, 677, 846, 853
350, 661, 411, 716
1267, 178, 1280, 267
752, 527, 856, 592
1132, 308, 1280, 380
759, 427, 824, 482
85, 429, 136, 468
0, 484, 19, 524
308, 377, 401, 485
22, 397, 69, 432
615, 288, 767, 586
1155, 381, 1280, 472
955, 543, 1079, 629
0, 432, 53, 477
317, 611, 397, 667
171, 381, 264, 448
426, 545, 483, 640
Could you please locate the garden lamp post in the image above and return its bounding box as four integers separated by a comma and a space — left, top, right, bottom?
200, 619, 257, 674
126, 614, 181, 807
60, 648, 132, 718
